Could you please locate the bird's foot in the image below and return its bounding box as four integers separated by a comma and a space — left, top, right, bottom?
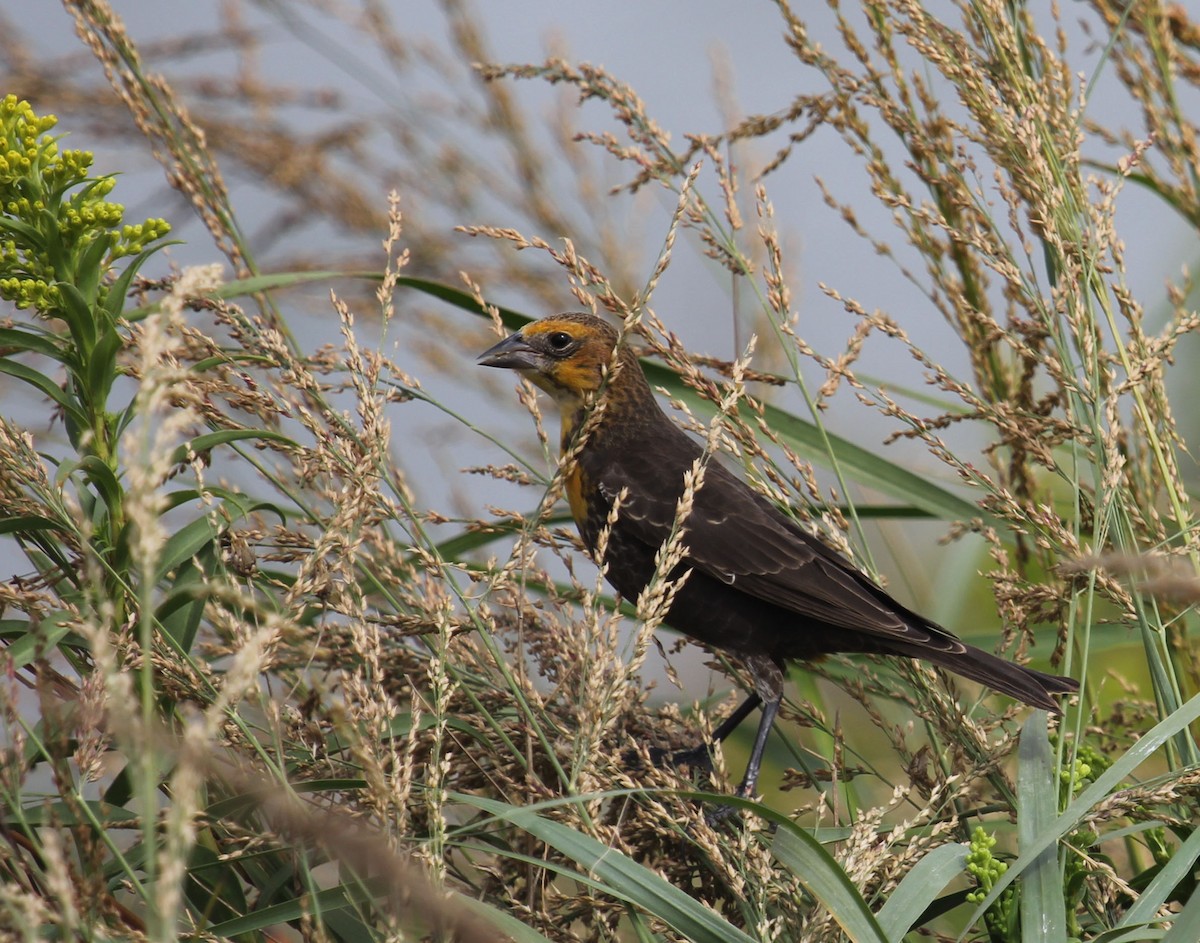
622, 741, 716, 776
664, 743, 717, 773
702, 782, 756, 827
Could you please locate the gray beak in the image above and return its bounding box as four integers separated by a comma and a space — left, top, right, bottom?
477, 332, 539, 370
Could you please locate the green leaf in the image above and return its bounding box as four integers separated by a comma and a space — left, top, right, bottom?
72, 455, 123, 518
642, 358, 987, 526
203, 867, 523, 941
875, 842, 969, 942
74, 231, 114, 302
159, 486, 286, 523
167, 428, 296, 467
156, 556, 207, 654
455, 897, 558, 943
183, 842, 250, 933
1117, 823, 1200, 932
203, 877, 391, 936
1090, 928, 1166, 943
0, 357, 89, 429
0, 325, 65, 360
0, 514, 65, 537
0, 213, 44, 247
103, 240, 181, 319
55, 280, 98, 354
155, 516, 221, 581
772, 816, 889, 943
4, 799, 138, 827
961, 694, 1200, 940
85, 323, 123, 411
127, 270, 533, 339
457, 792, 759, 943
214, 270, 362, 298
123, 269, 367, 322
1, 610, 74, 669
1017, 713, 1066, 943
204, 780, 369, 821
397, 275, 532, 331
1161, 881, 1200, 943
155, 494, 276, 582
430, 511, 574, 561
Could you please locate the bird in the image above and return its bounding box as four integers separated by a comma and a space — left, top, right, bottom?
478, 312, 1078, 803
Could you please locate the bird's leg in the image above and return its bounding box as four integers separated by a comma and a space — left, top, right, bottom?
731, 654, 785, 799
664, 693, 762, 770
711, 693, 764, 743
733, 693, 780, 799
704, 656, 785, 825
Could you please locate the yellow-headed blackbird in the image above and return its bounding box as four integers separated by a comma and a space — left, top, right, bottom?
479, 313, 1078, 799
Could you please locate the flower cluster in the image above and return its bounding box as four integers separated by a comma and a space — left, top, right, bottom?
1060, 742, 1110, 797
0, 94, 170, 316
966, 826, 1018, 941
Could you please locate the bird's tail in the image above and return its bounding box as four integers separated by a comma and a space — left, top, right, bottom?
906, 639, 1078, 712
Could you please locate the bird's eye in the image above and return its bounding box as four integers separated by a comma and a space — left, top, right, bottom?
546, 331, 573, 352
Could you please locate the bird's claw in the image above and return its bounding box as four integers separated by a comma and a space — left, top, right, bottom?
622, 741, 716, 775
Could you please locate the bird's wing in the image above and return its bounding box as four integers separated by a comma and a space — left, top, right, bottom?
589, 436, 944, 645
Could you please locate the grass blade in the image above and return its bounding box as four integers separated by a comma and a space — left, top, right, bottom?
457, 792, 758, 943
1017, 713, 1066, 943
771, 820, 889, 943
962, 695, 1200, 939
875, 842, 968, 942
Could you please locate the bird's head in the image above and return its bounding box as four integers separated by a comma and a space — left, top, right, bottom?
477, 313, 628, 409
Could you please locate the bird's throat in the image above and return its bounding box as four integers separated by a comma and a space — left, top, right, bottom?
559, 404, 592, 532
558, 402, 587, 453
564, 462, 590, 531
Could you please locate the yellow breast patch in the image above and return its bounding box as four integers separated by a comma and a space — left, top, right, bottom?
564, 462, 590, 530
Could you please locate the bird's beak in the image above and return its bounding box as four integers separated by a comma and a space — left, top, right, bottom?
477, 331, 539, 371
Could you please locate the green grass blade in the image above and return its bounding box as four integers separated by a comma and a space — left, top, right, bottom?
457, 792, 759, 943
455, 897, 559, 943
1090, 928, 1166, 943
203, 877, 389, 936
123, 269, 368, 321
1017, 713, 1066, 943
0, 325, 65, 360
771, 818, 889, 943
1160, 878, 1200, 943
1, 610, 75, 669
643, 359, 987, 526
0, 358, 90, 429
875, 842, 969, 942
961, 695, 1200, 939
1117, 823, 1200, 932
167, 428, 296, 467
155, 494, 277, 581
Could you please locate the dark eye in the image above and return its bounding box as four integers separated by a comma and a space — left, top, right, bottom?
546, 331, 573, 353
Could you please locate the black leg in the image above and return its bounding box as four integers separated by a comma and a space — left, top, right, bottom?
704, 692, 781, 825
705, 655, 785, 822
636, 656, 786, 824
710, 693, 762, 743
659, 692, 763, 770
734, 694, 780, 798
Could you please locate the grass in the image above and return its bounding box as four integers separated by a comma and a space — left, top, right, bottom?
2, 1, 1200, 940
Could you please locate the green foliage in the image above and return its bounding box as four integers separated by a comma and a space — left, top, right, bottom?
967, 827, 1018, 942
0, 94, 172, 487
0, 94, 169, 317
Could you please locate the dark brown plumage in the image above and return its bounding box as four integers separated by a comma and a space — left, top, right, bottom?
479, 313, 1077, 801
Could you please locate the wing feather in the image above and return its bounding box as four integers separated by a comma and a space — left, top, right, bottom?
583, 422, 937, 645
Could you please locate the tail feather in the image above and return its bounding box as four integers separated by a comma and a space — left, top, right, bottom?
913, 642, 1078, 712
